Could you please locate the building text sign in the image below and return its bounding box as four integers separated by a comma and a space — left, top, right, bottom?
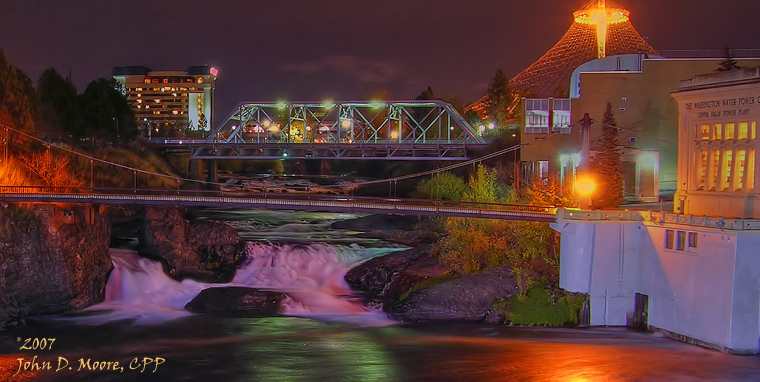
685, 96, 760, 119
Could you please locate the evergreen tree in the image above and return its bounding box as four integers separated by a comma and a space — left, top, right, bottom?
37, 68, 80, 139
591, 103, 624, 208
0, 49, 36, 134
484, 69, 511, 129
716, 46, 742, 72
79, 78, 138, 143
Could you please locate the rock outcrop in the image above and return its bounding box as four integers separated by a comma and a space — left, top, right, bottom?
185, 287, 287, 316
138, 206, 244, 282
392, 266, 519, 322
0, 204, 112, 327
344, 245, 448, 310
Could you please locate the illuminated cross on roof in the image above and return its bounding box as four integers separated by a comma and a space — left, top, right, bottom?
573, 0, 630, 58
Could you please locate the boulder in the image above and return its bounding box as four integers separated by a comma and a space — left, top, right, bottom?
185, 287, 287, 316
138, 207, 244, 282
344, 245, 448, 310
138, 206, 200, 278
393, 266, 519, 322
0, 204, 112, 327
187, 219, 245, 281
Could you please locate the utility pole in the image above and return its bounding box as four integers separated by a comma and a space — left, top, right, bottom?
579, 113, 594, 210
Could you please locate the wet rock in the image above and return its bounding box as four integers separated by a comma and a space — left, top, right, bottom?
0, 204, 112, 327
138, 207, 244, 282
185, 287, 287, 316
138, 206, 200, 278
187, 220, 245, 282
344, 245, 448, 310
393, 266, 519, 322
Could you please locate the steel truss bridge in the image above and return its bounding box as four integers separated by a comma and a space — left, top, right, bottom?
0, 188, 556, 222
150, 100, 489, 161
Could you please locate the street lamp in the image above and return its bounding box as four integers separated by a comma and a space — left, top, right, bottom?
576, 175, 596, 210
113, 117, 120, 143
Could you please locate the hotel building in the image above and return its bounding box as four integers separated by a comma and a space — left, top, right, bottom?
112, 66, 218, 136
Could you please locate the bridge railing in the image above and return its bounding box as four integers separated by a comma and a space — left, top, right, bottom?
0, 186, 555, 214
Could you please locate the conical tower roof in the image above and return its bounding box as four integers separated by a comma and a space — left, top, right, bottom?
510, 0, 658, 97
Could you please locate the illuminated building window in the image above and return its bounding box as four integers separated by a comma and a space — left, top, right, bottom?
172, 110, 179, 115
144, 78, 151, 84
698, 150, 707, 190
163, 78, 169, 84
665, 230, 675, 249
713, 123, 722, 140
710, 151, 720, 190
722, 150, 733, 190
675, 231, 686, 251
197, 77, 203, 84
738, 122, 748, 139
749, 150, 756, 191
152, 79, 158, 83
700, 124, 710, 140
735, 150, 746, 190
725, 123, 735, 140
137, 88, 143, 91
752, 122, 757, 140
688, 232, 698, 248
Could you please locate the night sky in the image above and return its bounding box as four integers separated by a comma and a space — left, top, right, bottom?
1, 0, 758, 121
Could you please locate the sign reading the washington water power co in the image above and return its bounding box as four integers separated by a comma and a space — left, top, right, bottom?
685, 96, 760, 119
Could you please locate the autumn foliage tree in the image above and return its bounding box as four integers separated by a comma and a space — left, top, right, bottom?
433, 165, 557, 293
591, 103, 624, 208
20, 150, 84, 190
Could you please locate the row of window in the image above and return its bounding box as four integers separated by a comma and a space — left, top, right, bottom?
128, 87, 201, 92
665, 229, 698, 251
525, 99, 571, 111
143, 77, 204, 84
699, 122, 757, 141
696, 149, 755, 191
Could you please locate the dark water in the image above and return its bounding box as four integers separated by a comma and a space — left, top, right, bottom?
2, 319, 760, 382
2, 210, 760, 381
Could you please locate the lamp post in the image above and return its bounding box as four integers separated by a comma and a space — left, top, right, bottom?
113, 117, 120, 143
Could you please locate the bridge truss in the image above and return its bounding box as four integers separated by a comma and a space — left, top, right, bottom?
188, 100, 486, 160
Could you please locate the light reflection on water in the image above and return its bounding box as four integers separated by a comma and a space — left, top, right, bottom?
2, 318, 759, 382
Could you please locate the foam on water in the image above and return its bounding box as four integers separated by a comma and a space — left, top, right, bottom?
66, 244, 394, 326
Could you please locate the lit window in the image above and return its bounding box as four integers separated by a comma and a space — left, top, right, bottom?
710, 151, 720, 190
738, 122, 748, 139
155, 99, 160, 103
162, 78, 169, 84
145, 105, 150, 109
197, 77, 203, 84
137, 88, 143, 91
137, 94, 141, 98
676, 231, 686, 251
735, 150, 746, 190
714, 123, 722, 140
665, 230, 675, 249
749, 150, 756, 191
137, 105, 142, 109
722, 150, 733, 190
688, 232, 698, 248
144, 78, 151, 84
700, 124, 710, 140
726, 123, 735, 140
752, 122, 757, 140
172, 110, 179, 115
137, 99, 142, 103
698, 150, 707, 189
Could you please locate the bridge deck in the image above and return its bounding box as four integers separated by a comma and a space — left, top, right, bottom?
0, 192, 557, 222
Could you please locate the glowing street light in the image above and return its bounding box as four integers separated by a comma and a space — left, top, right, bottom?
576, 176, 596, 196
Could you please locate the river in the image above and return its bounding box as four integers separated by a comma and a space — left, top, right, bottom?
1, 209, 759, 381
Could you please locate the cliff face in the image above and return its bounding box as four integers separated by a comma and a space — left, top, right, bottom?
0, 204, 113, 327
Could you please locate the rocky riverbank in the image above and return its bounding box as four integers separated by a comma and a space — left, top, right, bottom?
0, 204, 112, 328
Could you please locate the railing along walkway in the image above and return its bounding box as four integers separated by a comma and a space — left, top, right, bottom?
0, 187, 557, 222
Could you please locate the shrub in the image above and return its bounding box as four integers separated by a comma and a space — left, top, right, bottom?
492, 285, 587, 326
412, 172, 466, 201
